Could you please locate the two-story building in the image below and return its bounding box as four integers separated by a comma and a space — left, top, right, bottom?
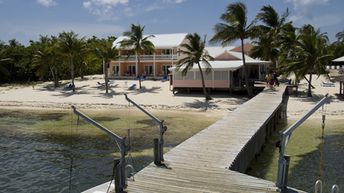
110, 33, 188, 79
109, 33, 270, 92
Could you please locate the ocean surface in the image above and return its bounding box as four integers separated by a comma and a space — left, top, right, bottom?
0, 123, 118, 193
0, 109, 216, 193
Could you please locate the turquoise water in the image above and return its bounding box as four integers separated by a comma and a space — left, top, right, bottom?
247, 118, 344, 192
0, 110, 155, 193
0, 109, 215, 193
0, 125, 117, 193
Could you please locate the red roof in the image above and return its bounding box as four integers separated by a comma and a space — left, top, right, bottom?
230, 43, 253, 55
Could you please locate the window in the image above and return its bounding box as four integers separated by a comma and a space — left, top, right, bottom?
162, 49, 171, 55
214, 71, 228, 80
144, 65, 153, 75
113, 65, 120, 76
174, 72, 183, 80
127, 65, 136, 76
196, 71, 212, 80
184, 71, 194, 80
162, 65, 172, 75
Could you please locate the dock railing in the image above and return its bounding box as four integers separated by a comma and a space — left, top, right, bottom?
71, 105, 129, 193
124, 94, 167, 165
276, 94, 329, 191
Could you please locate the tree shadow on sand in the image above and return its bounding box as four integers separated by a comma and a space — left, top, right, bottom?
290, 92, 331, 104
93, 88, 123, 99
51, 85, 91, 97
132, 86, 161, 95
183, 99, 219, 111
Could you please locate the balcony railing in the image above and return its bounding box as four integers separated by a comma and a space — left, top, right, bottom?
119, 54, 178, 61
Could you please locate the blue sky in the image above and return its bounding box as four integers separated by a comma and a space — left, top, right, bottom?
0, 0, 343, 45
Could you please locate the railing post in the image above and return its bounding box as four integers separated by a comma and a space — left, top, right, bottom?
276, 155, 290, 191
153, 138, 161, 165
114, 159, 124, 193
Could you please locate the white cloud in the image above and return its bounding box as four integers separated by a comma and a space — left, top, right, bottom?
286, 0, 337, 28
285, 0, 329, 8
296, 14, 341, 28
83, 0, 129, 19
163, 0, 185, 3
83, 0, 186, 20
37, 0, 57, 7
0, 21, 125, 44
174, 0, 185, 3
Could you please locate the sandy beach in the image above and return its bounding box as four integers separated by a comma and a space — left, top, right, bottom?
0, 75, 247, 114
286, 76, 344, 119
0, 74, 343, 119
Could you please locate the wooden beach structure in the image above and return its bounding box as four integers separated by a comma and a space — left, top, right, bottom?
169, 47, 271, 93
328, 56, 344, 96
83, 85, 306, 193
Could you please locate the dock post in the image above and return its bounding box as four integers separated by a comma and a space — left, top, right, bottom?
276, 155, 290, 191
154, 138, 161, 165
114, 159, 125, 193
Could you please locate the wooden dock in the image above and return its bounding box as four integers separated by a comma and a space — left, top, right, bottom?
84, 86, 304, 193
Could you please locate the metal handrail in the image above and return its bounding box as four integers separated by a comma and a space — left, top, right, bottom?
276, 94, 329, 190
124, 94, 167, 165
71, 105, 128, 192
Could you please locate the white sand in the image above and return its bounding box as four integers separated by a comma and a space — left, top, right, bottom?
0, 74, 343, 119
286, 75, 344, 119
0, 75, 247, 114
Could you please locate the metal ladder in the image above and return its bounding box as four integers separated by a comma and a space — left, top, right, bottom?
314, 180, 340, 193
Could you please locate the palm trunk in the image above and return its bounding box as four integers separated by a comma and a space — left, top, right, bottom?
303, 75, 315, 89
307, 73, 313, 97
70, 56, 75, 92
104, 59, 109, 94
241, 38, 253, 97
272, 58, 277, 69
197, 63, 212, 101
137, 53, 142, 89
49, 65, 58, 88
53, 67, 59, 88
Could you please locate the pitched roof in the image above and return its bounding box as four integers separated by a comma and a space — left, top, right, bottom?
205, 46, 257, 61
205, 46, 235, 58
170, 60, 270, 71
333, 56, 344, 62
230, 43, 253, 54
113, 33, 188, 49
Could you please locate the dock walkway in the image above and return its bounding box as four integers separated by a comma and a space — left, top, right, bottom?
85, 86, 303, 193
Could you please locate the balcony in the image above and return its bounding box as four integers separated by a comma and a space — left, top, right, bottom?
119, 54, 178, 61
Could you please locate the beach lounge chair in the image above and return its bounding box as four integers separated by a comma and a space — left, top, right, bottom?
64, 83, 74, 90
128, 84, 136, 90
321, 81, 335, 87
97, 81, 105, 86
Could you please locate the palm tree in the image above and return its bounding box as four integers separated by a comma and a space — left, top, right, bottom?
336, 30, 344, 43
330, 30, 344, 58
252, 5, 290, 68
286, 25, 331, 97
33, 36, 61, 88
0, 45, 11, 83
95, 37, 119, 94
250, 35, 279, 63
210, 2, 256, 97
58, 31, 85, 92
119, 24, 155, 89
176, 33, 213, 101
